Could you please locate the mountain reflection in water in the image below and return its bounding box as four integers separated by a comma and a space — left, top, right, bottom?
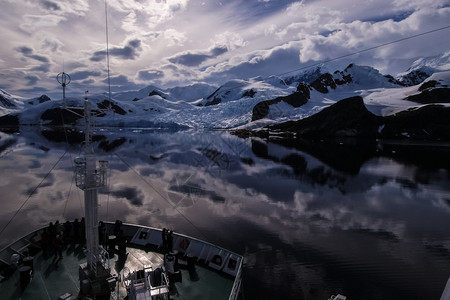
0, 127, 449, 300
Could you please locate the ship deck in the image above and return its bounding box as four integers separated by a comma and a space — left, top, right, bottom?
0, 242, 235, 300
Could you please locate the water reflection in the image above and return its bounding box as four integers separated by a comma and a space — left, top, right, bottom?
0, 127, 449, 299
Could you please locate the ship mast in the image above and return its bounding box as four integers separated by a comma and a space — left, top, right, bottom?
72, 91, 114, 298
74, 92, 106, 274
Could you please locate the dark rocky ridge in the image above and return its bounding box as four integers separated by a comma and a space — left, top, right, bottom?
149, 90, 166, 99
310, 73, 339, 93
398, 69, 434, 86
26, 95, 51, 106
269, 96, 382, 137
383, 104, 450, 140
38, 95, 51, 103
405, 88, 450, 104
404, 79, 450, 104
236, 96, 450, 141
97, 100, 127, 115
40, 107, 84, 126
204, 87, 223, 106
252, 83, 311, 121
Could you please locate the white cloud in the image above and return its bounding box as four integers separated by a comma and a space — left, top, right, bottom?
212, 31, 247, 51
39, 35, 64, 53
122, 11, 139, 33
54, 0, 90, 16
295, 6, 450, 65
1, 0, 450, 98
264, 24, 277, 36
20, 14, 67, 33
285, 0, 305, 14
110, 0, 188, 28
164, 29, 187, 47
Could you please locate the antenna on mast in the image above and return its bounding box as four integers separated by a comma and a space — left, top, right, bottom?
57, 72, 71, 108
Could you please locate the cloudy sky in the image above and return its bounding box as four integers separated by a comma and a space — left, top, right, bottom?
1, 0, 449, 99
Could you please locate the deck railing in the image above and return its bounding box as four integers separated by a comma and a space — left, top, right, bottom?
228, 258, 243, 300
0, 221, 245, 299
106, 222, 245, 299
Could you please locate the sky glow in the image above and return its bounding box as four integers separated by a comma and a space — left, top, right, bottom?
0, 0, 449, 98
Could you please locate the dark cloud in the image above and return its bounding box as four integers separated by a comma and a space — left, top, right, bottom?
18, 86, 49, 95
363, 11, 414, 23
169, 46, 228, 67
15, 46, 49, 63
29, 159, 42, 169
31, 64, 50, 72
111, 187, 144, 206
169, 183, 225, 203
25, 75, 39, 85
90, 52, 105, 62
210, 46, 228, 56
81, 79, 95, 85
127, 39, 141, 48
101, 75, 145, 92
65, 62, 86, 70
16, 46, 33, 56
170, 53, 211, 66
90, 39, 142, 62
70, 70, 102, 81
40, 0, 60, 11
106, 75, 130, 85
15, 46, 51, 74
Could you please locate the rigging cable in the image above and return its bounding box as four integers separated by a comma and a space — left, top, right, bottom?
62, 167, 76, 220
114, 152, 211, 242
58, 106, 74, 220
105, 0, 112, 103
0, 150, 68, 238
275, 24, 450, 79
58, 96, 86, 219
104, 0, 116, 122
103, 0, 113, 221
101, 154, 112, 221
214, 24, 450, 94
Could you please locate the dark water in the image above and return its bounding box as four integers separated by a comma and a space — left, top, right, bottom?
1, 127, 450, 300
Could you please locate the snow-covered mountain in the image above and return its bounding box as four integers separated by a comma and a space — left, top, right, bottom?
0, 89, 24, 114
113, 83, 218, 104
24, 95, 52, 108
1, 57, 449, 131
199, 76, 295, 107
396, 51, 450, 86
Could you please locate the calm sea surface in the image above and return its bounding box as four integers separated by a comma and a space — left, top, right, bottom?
1, 127, 450, 299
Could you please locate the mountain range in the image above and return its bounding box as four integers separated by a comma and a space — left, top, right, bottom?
0, 52, 449, 139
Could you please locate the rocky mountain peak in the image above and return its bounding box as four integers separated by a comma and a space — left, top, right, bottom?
0, 89, 16, 108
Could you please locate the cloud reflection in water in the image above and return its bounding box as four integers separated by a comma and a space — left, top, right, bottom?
0, 129, 450, 299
